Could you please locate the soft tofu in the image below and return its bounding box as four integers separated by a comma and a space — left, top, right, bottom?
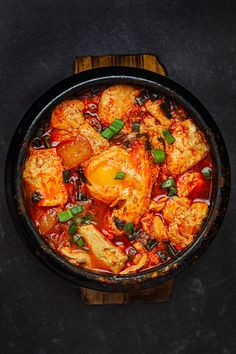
145, 99, 172, 127
78, 122, 109, 154
51, 99, 85, 130
163, 196, 208, 248
98, 85, 140, 125
177, 171, 203, 197
23, 148, 68, 206
79, 224, 127, 273
166, 119, 209, 175
61, 246, 91, 266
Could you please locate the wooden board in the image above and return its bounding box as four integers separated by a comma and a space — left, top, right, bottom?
74, 54, 173, 304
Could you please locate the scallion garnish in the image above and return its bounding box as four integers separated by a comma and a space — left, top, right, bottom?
58, 210, 73, 222
168, 186, 177, 197
132, 122, 141, 132
73, 234, 85, 247
165, 241, 178, 257
82, 214, 93, 224
69, 222, 77, 235
163, 129, 175, 144
71, 205, 83, 215
44, 135, 51, 148
101, 118, 125, 140
124, 222, 134, 234
152, 148, 165, 163
161, 177, 175, 189
63, 170, 70, 184
202, 167, 212, 179
115, 171, 125, 180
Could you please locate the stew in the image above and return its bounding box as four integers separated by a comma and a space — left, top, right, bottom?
22, 84, 213, 274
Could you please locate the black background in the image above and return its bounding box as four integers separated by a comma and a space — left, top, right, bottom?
1, 1, 236, 353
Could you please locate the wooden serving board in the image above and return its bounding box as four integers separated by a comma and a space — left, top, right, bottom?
74, 54, 173, 304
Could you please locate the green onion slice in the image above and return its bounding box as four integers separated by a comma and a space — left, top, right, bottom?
161, 177, 175, 189
69, 222, 77, 235
132, 122, 141, 132
152, 149, 165, 163
58, 210, 73, 222
101, 118, 125, 140
163, 129, 175, 144
44, 135, 51, 148
124, 222, 134, 234
71, 205, 83, 215
202, 167, 212, 179
63, 170, 70, 184
73, 234, 85, 247
115, 171, 125, 180
168, 186, 177, 197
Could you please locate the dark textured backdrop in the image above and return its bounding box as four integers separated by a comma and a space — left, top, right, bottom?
1, 1, 235, 353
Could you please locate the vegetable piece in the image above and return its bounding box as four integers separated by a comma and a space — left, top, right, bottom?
82, 214, 93, 224
62, 170, 70, 184
31, 191, 43, 204
78, 166, 90, 184
115, 171, 125, 180
161, 177, 175, 189
124, 222, 135, 234
71, 205, 83, 215
69, 222, 77, 235
202, 167, 212, 179
57, 135, 93, 169
145, 238, 159, 251
44, 135, 51, 148
160, 102, 172, 119
145, 139, 152, 151
77, 191, 89, 201
132, 122, 141, 132
157, 250, 168, 262
32, 138, 42, 148
168, 186, 177, 197
38, 210, 57, 234
114, 217, 126, 230
101, 118, 125, 140
165, 241, 178, 257
58, 210, 73, 222
163, 129, 175, 144
73, 234, 85, 247
101, 127, 114, 140
152, 149, 165, 163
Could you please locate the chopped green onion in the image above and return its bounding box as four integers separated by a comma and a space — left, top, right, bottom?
132, 122, 141, 132
161, 177, 175, 189
63, 170, 70, 184
44, 135, 51, 148
202, 167, 212, 179
152, 148, 165, 163
115, 171, 125, 180
124, 222, 134, 234
82, 214, 93, 224
73, 234, 85, 247
168, 186, 177, 197
71, 205, 83, 215
163, 129, 175, 144
101, 118, 125, 140
58, 210, 73, 222
145, 239, 159, 251
75, 217, 83, 223
31, 190, 42, 204
69, 222, 77, 235
160, 102, 172, 119
101, 127, 114, 140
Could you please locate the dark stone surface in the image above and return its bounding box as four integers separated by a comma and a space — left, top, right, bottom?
0, 0, 235, 353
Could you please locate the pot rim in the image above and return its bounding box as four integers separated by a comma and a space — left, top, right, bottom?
5, 66, 231, 292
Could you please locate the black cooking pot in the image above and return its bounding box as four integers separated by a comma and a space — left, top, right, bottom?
5, 67, 231, 292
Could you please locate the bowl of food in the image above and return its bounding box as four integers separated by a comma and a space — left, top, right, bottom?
5, 67, 230, 291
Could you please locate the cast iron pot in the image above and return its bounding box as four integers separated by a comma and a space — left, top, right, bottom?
5, 67, 231, 292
